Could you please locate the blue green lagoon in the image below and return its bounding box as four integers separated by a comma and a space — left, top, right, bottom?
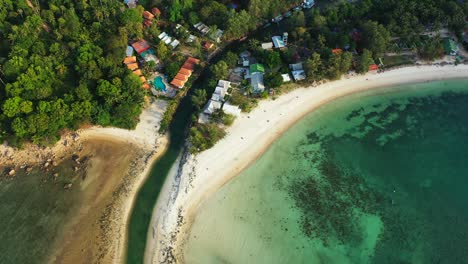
182, 79, 468, 264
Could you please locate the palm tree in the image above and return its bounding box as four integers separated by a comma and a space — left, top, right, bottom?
191, 89, 207, 111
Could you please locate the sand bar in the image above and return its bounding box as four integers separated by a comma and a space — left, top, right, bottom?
146, 64, 468, 263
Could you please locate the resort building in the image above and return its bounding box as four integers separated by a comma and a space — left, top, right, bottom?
247, 64, 266, 93
212, 29, 224, 43
272, 36, 286, 49
143, 11, 154, 20
132, 40, 150, 54
123, 56, 137, 65
170, 57, 200, 89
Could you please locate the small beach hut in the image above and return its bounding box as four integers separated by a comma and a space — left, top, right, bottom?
126, 63, 139, 71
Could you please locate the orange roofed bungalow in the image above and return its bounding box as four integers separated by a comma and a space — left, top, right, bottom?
174, 73, 189, 82
123, 56, 137, 64
132, 69, 142, 76
127, 63, 139, 71
143, 11, 155, 20
179, 68, 192, 77
170, 79, 186, 89
170, 57, 200, 89
332, 48, 343, 55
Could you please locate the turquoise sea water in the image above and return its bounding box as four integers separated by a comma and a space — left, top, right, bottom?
182, 79, 468, 264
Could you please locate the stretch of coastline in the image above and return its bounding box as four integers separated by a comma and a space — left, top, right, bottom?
1, 98, 168, 263
49, 98, 169, 264
146, 64, 468, 263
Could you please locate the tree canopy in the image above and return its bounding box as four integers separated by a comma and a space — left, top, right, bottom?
0, 0, 146, 144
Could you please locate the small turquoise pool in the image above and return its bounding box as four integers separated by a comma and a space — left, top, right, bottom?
154, 76, 166, 92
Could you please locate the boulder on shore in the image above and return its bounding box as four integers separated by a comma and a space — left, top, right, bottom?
8, 169, 16, 176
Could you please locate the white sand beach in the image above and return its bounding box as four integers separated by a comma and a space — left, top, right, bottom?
146, 64, 468, 263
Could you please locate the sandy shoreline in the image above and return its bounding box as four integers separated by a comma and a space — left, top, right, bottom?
0, 97, 168, 264
146, 64, 468, 263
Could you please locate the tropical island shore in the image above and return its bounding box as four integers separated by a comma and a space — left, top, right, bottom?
146, 64, 468, 263
1, 98, 168, 264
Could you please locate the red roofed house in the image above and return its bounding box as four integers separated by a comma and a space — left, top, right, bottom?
179, 68, 192, 77
143, 11, 155, 20
369, 64, 378, 71
182, 62, 195, 71
332, 48, 343, 55
170, 79, 185, 89
142, 83, 151, 90
132, 40, 150, 54
170, 57, 200, 89
174, 73, 189, 82
132, 69, 143, 76
152, 7, 161, 17
140, 76, 147, 83
186, 57, 200, 65
204, 41, 214, 50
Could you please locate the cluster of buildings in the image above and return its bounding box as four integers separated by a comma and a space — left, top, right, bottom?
158, 32, 180, 49
202, 80, 241, 118
262, 33, 288, 50
170, 57, 200, 89
131, 40, 159, 65
123, 56, 150, 89
193, 22, 224, 43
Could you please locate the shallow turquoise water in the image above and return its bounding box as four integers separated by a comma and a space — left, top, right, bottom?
183, 79, 468, 264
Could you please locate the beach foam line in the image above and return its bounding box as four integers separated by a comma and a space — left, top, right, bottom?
146, 64, 468, 263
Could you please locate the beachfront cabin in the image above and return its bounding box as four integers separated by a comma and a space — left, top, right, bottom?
261, 42, 274, 50
203, 100, 222, 115
289, 63, 306, 81
250, 72, 265, 93
194, 22, 211, 35
132, 40, 150, 54
272, 36, 286, 49
222, 103, 241, 117
126, 46, 134, 57
187, 34, 197, 43
443, 38, 458, 56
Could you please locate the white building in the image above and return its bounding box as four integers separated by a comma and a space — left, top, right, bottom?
261, 42, 274, 50
272, 36, 285, 49
289, 63, 306, 81
222, 103, 241, 117
250, 72, 265, 93
203, 100, 222, 115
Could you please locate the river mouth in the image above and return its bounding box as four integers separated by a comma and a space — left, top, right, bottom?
181, 79, 468, 264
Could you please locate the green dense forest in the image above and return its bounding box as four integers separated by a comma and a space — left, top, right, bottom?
1, 0, 466, 145
0, 0, 146, 145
